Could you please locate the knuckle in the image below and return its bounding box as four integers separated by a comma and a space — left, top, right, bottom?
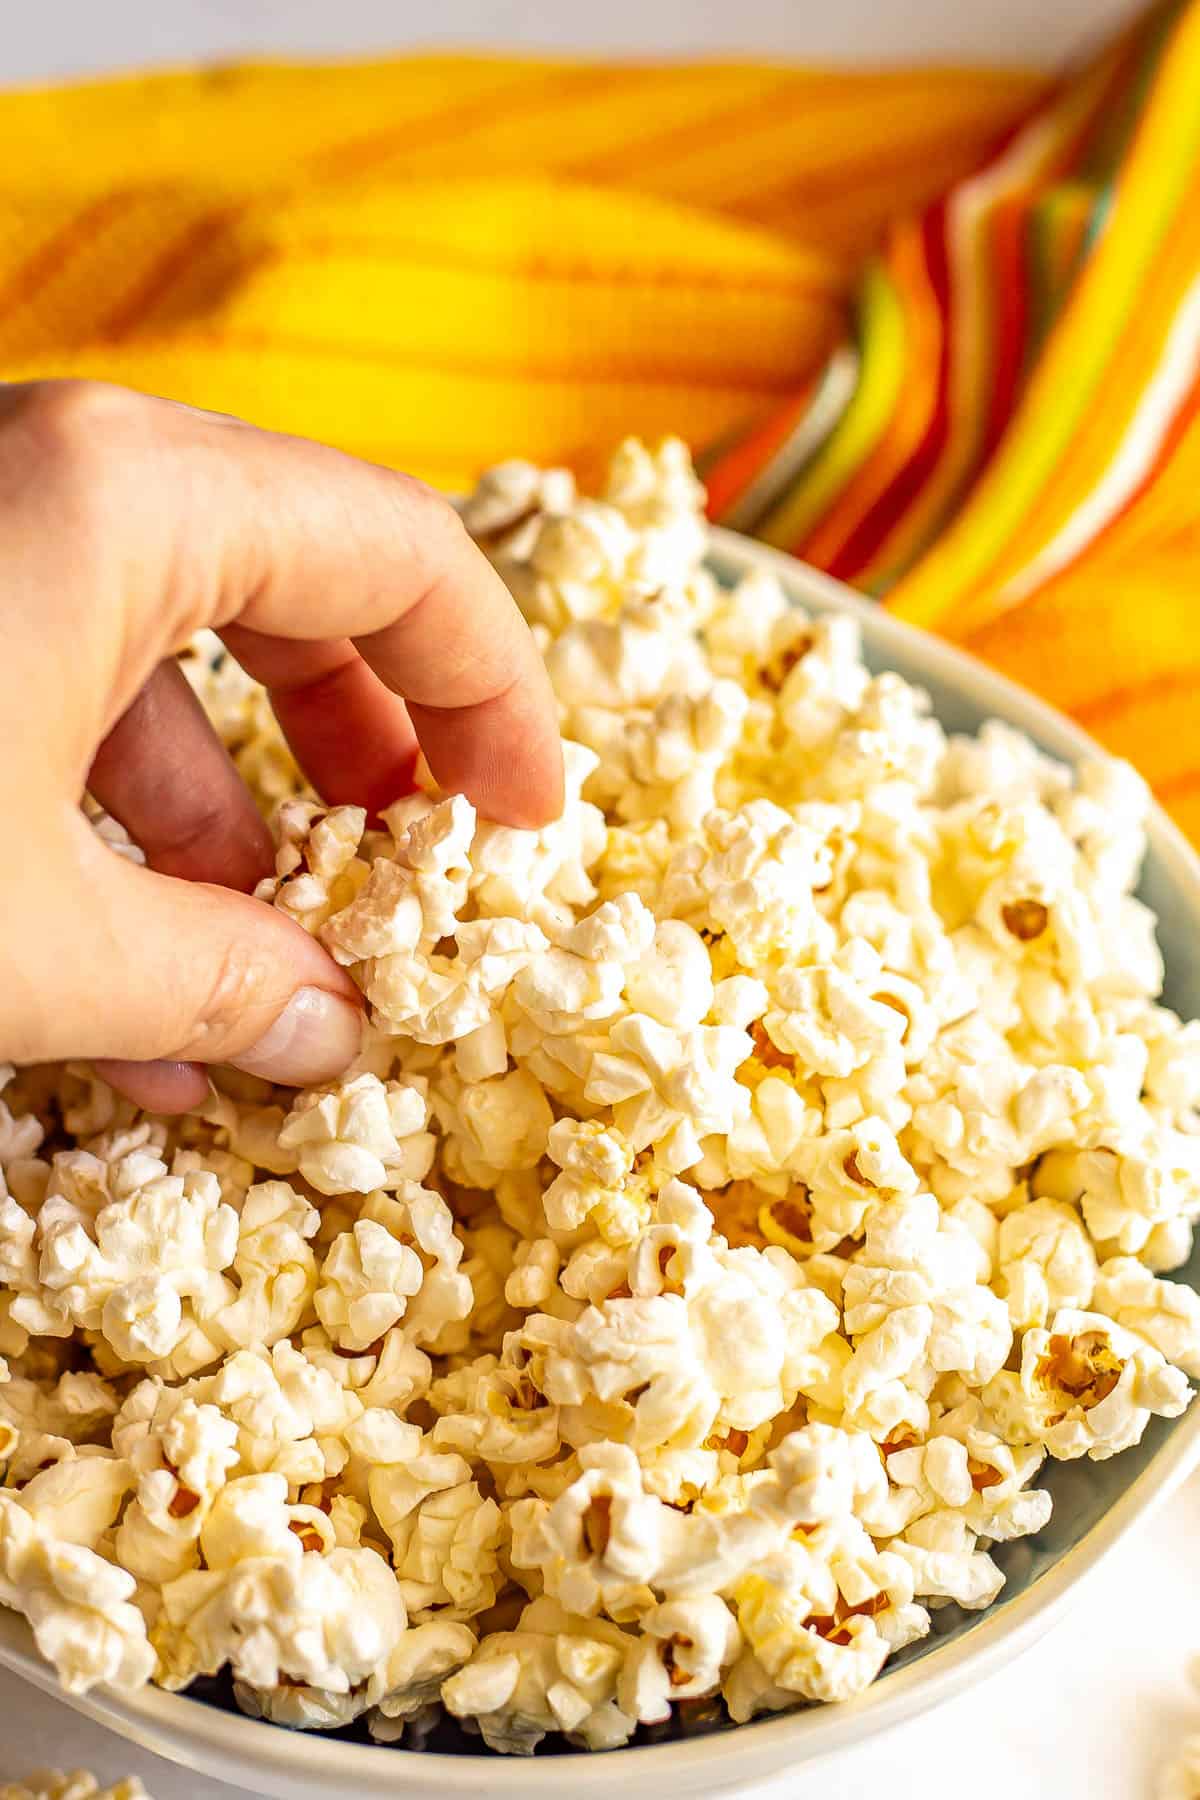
185, 937, 277, 1055
17, 379, 144, 468
394, 470, 474, 561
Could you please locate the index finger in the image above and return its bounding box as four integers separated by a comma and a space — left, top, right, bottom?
202, 416, 564, 828
12, 382, 564, 828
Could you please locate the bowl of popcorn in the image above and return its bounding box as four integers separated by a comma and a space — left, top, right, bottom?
1, 441, 1198, 1800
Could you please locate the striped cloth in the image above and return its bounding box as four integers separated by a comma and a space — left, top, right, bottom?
0, 5, 1196, 834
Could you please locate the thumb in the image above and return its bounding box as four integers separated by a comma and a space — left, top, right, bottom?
10, 816, 363, 1085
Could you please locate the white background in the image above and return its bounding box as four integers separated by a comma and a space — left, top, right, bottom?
3, 0, 1143, 82
3, 3, 1192, 1797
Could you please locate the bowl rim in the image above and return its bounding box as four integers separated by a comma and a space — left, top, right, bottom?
3, 529, 1198, 1794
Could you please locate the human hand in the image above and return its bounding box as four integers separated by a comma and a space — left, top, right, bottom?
0, 381, 562, 1111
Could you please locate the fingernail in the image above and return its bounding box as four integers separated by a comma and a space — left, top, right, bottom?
232, 987, 363, 1087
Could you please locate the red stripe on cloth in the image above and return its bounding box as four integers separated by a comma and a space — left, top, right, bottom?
701, 385, 819, 522
983, 196, 1032, 459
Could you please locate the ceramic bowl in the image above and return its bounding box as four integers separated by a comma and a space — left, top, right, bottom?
2, 532, 1198, 1799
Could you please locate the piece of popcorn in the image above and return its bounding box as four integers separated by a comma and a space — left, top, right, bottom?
115, 1339, 363, 1501
387, 1474, 504, 1619
322, 1183, 473, 1356
4, 1128, 240, 1367
82, 796, 147, 868
0, 1066, 46, 1169
731, 1538, 921, 1705
0, 1775, 150, 1800
994, 1197, 1098, 1331
113, 1390, 240, 1585
277, 1074, 434, 1197
9, 1451, 132, 1553
1159, 1732, 1200, 1800
661, 802, 834, 972
888, 1509, 1006, 1611
366, 1616, 478, 1734
152, 1474, 405, 1694
0, 1492, 155, 1693
510, 1426, 856, 1622
431, 1067, 554, 1189
584, 682, 750, 836
840, 1194, 1012, 1415
178, 632, 304, 808
983, 1307, 1192, 1460
881, 1403, 1049, 1545
234, 1678, 372, 1733
468, 742, 607, 936
634, 1594, 741, 1703
582, 1014, 753, 1176
440, 1594, 654, 1753
541, 1117, 650, 1245
1036, 1137, 1200, 1258
460, 457, 576, 556
1092, 1257, 1200, 1377
255, 799, 368, 933
365, 916, 549, 1047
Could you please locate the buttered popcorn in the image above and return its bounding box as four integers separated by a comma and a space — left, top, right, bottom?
0, 440, 1196, 1757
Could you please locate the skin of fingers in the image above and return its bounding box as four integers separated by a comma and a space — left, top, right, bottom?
0, 378, 561, 1078
94, 1057, 211, 1112
87, 657, 275, 891
355, 585, 563, 827
165, 404, 564, 826
219, 625, 422, 812
1, 809, 362, 1066
2, 382, 562, 828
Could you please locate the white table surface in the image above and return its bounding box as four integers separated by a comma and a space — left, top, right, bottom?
1, 1, 1187, 1795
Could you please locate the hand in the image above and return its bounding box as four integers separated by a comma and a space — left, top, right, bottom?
0, 381, 562, 1111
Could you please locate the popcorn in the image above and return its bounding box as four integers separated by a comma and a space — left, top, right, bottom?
1160, 1733, 1200, 1800
1092, 1257, 1200, 1377
178, 632, 303, 807
115, 1339, 364, 1497
0, 1065, 45, 1167
255, 799, 368, 933
441, 1595, 654, 1753
385, 1471, 503, 1619
994, 1198, 1098, 1331
152, 1475, 406, 1694
1, 438, 1197, 1757
983, 1308, 1191, 1459
731, 1538, 922, 1704
367, 1617, 478, 1736
0, 1492, 155, 1693
840, 1193, 1013, 1414
432, 1067, 553, 1188
889, 1510, 1006, 1611
277, 1073, 434, 1196
0, 1775, 150, 1800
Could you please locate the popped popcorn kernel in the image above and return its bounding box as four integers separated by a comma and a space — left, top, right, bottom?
0, 1775, 150, 1800
0, 437, 1195, 1758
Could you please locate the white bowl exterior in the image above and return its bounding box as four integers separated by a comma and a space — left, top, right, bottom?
3, 533, 1198, 1799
